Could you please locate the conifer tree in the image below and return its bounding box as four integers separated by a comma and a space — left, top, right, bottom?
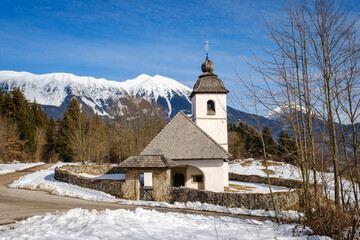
57, 98, 88, 163
278, 131, 297, 164
45, 117, 57, 153
262, 126, 278, 157
2, 92, 15, 119
245, 126, 263, 158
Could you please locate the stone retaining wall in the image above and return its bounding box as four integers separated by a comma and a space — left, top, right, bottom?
54, 165, 125, 197
58, 164, 124, 175
229, 172, 303, 189
170, 187, 300, 210
54, 165, 303, 210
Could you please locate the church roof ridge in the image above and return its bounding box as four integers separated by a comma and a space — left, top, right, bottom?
140, 111, 231, 159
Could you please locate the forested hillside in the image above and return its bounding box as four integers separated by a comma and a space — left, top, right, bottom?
0, 88, 167, 163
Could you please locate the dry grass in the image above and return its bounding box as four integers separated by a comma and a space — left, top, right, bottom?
240, 160, 253, 167
302, 204, 360, 240
284, 203, 301, 211
224, 184, 255, 193
261, 168, 276, 175
261, 160, 282, 167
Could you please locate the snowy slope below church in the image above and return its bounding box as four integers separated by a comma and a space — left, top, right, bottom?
0, 71, 192, 118
229, 159, 359, 204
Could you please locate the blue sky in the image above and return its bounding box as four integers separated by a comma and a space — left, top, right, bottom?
1, 0, 359, 112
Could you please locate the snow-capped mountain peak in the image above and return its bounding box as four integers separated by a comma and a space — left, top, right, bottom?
0, 70, 192, 119
264, 103, 317, 120
122, 74, 191, 100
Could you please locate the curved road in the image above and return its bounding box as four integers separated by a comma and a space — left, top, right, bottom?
0, 164, 274, 225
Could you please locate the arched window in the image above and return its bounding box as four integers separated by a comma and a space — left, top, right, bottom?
207, 100, 215, 115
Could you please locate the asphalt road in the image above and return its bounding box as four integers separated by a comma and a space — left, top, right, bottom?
0, 164, 274, 225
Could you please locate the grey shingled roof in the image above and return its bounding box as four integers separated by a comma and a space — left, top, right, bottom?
118, 155, 178, 168
140, 111, 231, 160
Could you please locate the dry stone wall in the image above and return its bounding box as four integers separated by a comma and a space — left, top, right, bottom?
54, 165, 303, 210
170, 187, 300, 210
58, 164, 124, 175
54, 165, 125, 197
229, 172, 303, 189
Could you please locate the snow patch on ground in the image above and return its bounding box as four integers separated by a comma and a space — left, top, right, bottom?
0, 161, 44, 175
229, 180, 291, 193
229, 159, 302, 180
229, 159, 359, 204
0, 208, 330, 240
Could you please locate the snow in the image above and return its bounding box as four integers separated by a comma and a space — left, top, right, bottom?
229, 159, 302, 180
228, 180, 291, 193
77, 173, 125, 180
229, 159, 360, 204
9, 163, 298, 218
0, 208, 330, 240
0, 70, 192, 118
0, 161, 44, 175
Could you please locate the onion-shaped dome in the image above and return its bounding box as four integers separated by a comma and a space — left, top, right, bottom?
190, 56, 229, 98
201, 57, 215, 73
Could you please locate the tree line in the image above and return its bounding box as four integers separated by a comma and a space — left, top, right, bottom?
228, 122, 297, 163
0, 88, 167, 164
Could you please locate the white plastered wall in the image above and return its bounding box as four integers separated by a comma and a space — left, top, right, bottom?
175, 159, 225, 192
223, 161, 229, 187
192, 93, 228, 151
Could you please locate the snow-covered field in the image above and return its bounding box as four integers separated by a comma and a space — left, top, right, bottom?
0, 161, 44, 175
229, 159, 359, 203
228, 180, 291, 193
229, 159, 302, 180
0, 208, 329, 240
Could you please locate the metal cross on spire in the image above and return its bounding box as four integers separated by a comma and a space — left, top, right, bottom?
205, 40, 209, 59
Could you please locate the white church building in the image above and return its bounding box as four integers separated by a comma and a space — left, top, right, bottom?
138, 54, 231, 192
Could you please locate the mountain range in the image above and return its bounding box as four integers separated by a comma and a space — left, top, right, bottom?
0, 70, 287, 136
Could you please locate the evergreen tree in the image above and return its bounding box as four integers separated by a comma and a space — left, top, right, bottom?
2, 92, 15, 119
57, 98, 88, 163
31, 101, 47, 127
45, 117, 57, 152
278, 131, 297, 164
245, 126, 263, 157
12, 88, 37, 156
262, 126, 278, 157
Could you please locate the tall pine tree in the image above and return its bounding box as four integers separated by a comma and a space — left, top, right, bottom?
278, 131, 297, 164
262, 126, 278, 157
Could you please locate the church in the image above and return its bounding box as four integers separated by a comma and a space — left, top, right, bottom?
119, 52, 231, 198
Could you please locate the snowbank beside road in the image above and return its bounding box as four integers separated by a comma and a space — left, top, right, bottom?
0, 161, 44, 175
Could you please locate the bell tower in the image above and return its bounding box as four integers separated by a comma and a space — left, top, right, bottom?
190, 47, 229, 151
